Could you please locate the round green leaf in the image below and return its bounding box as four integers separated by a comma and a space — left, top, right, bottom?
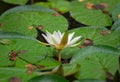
69, 26, 120, 47
94, 31, 120, 47
112, 3, 120, 21
0, 32, 59, 67
111, 19, 120, 32
34, 0, 70, 13
0, 5, 68, 37
74, 80, 106, 82
69, 0, 113, 26
33, 2, 52, 8
0, 31, 35, 40
69, 26, 107, 38
50, 0, 70, 13
0, 67, 38, 82
28, 74, 69, 82
2, 0, 28, 5
61, 47, 80, 59
70, 45, 120, 79
63, 64, 80, 76
36, 57, 60, 70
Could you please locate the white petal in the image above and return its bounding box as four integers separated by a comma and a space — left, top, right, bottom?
42, 33, 54, 45
46, 32, 54, 43
70, 41, 81, 47
46, 30, 51, 35
42, 34, 49, 42
68, 36, 82, 46
68, 32, 75, 44
58, 30, 62, 38
58, 31, 64, 40
52, 35, 58, 45
53, 31, 60, 44
61, 33, 64, 39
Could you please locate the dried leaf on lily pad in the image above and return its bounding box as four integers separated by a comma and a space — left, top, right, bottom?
0, 39, 11, 45
79, 38, 93, 48
9, 77, 21, 82
25, 64, 35, 74
99, 30, 111, 35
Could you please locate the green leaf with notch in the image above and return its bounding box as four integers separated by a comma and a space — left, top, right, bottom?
0, 32, 59, 67
70, 45, 120, 79
69, 26, 120, 48
0, 5, 68, 37
69, 0, 120, 26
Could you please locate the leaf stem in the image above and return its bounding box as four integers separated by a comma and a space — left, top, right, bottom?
58, 50, 61, 62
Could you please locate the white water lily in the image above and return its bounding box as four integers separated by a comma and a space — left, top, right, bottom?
42, 30, 82, 50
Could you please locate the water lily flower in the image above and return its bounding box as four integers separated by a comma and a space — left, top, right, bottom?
41, 30, 82, 62
42, 30, 82, 50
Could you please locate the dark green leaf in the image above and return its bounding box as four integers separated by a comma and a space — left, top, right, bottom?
0, 32, 59, 67
69, 26, 120, 47
2, 0, 28, 5
0, 67, 38, 82
0, 5, 68, 37
74, 80, 106, 82
69, 0, 114, 26
50, 0, 70, 13
112, 3, 120, 21
28, 74, 69, 82
111, 19, 120, 32
63, 64, 80, 76
70, 45, 120, 79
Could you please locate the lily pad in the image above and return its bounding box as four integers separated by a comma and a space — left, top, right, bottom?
111, 19, 120, 32
63, 64, 80, 76
34, 0, 70, 13
49, 0, 70, 13
2, 0, 28, 5
0, 32, 59, 67
0, 67, 39, 82
112, 3, 120, 21
0, 5, 68, 37
70, 45, 120, 79
69, 0, 120, 26
28, 74, 68, 82
74, 80, 106, 82
69, 26, 120, 47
